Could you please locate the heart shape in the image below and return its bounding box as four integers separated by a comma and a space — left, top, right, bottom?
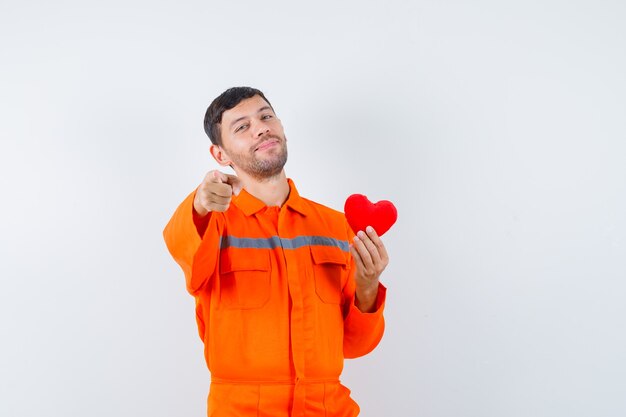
344, 194, 398, 236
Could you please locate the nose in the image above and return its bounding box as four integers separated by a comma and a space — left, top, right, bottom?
255, 120, 270, 137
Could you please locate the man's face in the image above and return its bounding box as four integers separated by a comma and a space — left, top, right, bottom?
217, 95, 288, 180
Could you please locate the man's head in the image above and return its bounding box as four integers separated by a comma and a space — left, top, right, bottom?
204, 87, 288, 181
204, 87, 273, 146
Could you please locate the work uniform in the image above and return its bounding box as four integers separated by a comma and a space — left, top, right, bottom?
163, 179, 386, 417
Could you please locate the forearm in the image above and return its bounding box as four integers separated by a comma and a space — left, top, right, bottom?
343, 283, 387, 358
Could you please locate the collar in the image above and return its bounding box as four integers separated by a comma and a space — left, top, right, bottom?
232, 178, 309, 217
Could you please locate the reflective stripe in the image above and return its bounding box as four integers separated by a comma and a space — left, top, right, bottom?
220, 235, 350, 252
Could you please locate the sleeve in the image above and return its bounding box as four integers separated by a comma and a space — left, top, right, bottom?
163, 189, 224, 295
342, 224, 387, 359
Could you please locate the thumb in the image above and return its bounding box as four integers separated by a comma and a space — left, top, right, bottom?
224, 174, 243, 196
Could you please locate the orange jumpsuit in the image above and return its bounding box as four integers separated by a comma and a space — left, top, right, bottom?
163, 179, 386, 417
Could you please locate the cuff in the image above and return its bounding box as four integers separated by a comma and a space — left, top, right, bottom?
348, 282, 387, 318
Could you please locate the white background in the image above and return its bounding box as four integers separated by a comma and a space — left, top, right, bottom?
1, 1, 625, 416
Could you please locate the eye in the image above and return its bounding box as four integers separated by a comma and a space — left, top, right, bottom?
261, 114, 273, 120
235, 123, 248, 132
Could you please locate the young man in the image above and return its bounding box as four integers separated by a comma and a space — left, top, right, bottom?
163, 87, 389, 417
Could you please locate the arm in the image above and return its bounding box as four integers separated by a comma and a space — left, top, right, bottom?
163, 189, 212, 294
163, 170, 241, 295
343, 273, 387, 358
163, 190, 203, 278
342, 225, 389, 358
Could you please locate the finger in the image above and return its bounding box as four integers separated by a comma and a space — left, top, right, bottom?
224, 173, 239, 184
199, 192, 229, 208
350, 243, 367, 274
357, 229, 382, 266
210, 182, 234, 198
208, 192, 231, 205
352, 235, 374, 272
365, 226, 389, 263
224, 174, 242, 196
209, 170, 228, 183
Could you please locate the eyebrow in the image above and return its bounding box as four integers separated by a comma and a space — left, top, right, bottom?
229, 106, 274, 129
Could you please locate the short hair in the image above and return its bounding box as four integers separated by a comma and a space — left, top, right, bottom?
203, 87, 274, 146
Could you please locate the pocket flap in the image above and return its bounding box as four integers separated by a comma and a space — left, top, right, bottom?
310, 245, 348, 266
219, 250, 271, 274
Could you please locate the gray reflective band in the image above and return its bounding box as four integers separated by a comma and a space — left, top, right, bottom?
220, 235, 350, 252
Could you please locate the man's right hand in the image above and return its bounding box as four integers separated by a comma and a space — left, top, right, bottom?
193, 170, 243, 216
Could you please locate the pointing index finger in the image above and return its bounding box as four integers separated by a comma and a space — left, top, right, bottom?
207, 170, 229, 184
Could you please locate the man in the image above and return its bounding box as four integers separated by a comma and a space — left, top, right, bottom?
163, 87, 389, 417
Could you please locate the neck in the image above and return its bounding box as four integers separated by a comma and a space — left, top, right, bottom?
237, 170, 290, 207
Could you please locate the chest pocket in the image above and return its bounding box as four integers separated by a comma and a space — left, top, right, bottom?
310, 246, 348, 304
219, 250, 271, 309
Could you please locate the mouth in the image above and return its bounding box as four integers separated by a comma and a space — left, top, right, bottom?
254, 138, 280, 152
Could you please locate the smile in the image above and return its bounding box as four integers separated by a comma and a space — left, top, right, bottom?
255, 139, 279, 152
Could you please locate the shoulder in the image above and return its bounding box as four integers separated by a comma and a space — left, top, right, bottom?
301, 196, 345, 219
299, 196, 353, 237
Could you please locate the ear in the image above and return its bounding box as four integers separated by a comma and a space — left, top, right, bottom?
210, 144, 233, 167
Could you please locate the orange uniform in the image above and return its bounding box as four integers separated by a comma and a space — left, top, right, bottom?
163, 179, 386, 416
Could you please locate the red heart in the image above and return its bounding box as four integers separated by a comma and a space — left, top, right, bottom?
344, 194, 398, 236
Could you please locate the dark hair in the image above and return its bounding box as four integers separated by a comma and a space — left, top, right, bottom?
203, 86, 273, 146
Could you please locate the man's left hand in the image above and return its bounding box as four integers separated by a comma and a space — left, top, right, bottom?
350, 226, 389, 313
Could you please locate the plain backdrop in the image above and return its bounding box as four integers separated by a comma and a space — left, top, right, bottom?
1, 0, 625, 416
